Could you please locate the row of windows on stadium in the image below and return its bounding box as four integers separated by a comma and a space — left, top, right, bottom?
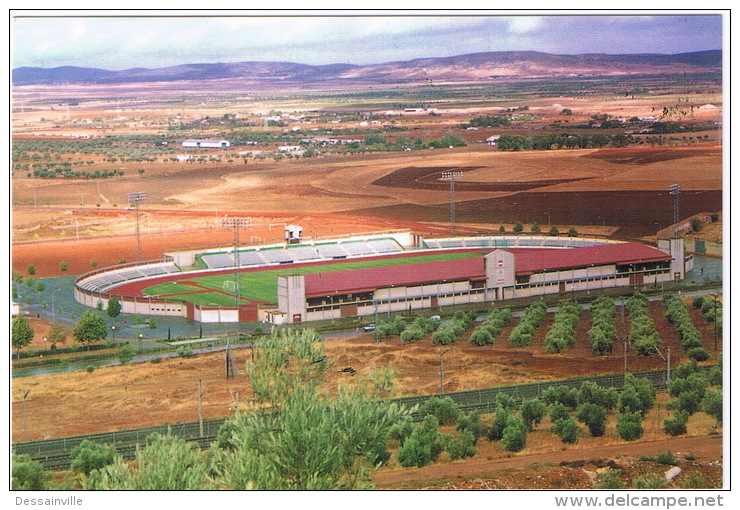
304, 270, 669, 312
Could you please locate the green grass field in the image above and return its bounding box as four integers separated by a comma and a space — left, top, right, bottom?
142, 252, 481, 305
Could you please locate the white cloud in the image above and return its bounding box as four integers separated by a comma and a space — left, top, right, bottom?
505, 16, 544, 34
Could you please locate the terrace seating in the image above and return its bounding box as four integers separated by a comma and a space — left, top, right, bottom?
259, 249, 294, 264
315, 243, 349, 258
201, 253, 234, 269
367, 238, 403, 254
340, 241, 374, 256
286, 245, 321, 261
237, 251, 267, 267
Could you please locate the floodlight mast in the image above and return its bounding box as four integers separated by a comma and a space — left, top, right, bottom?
669, 184, 681, 236
221, 217, 252, 311
126, 191, 148, 261
440, 171, 463, 234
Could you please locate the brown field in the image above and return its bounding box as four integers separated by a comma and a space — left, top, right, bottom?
11, 78, 724, 489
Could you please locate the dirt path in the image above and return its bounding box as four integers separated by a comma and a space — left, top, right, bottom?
373, 434, 723, 489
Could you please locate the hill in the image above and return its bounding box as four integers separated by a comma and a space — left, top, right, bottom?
12, 50, 721, 85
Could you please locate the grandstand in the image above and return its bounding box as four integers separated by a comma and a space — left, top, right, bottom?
74, 229, 690, 325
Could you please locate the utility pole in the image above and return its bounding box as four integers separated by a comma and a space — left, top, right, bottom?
439, 348, 451, 394
198, 379, 204, 437
22, 390, 31, 441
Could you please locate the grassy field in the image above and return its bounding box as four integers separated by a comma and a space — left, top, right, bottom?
142, 251, 482, 304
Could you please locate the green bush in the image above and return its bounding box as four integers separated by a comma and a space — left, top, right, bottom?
595, 469, 624, 489
576, 402, 608, 437
501, 416, 527, 452
418, 396, 460, 426
616, 412, 644, 441
687, 347, 710, 362
400, 327, 425, 344
656, 450, 680, 466
520, 399, 547, 431
663, 412, 688, 436
468, 328, 494, 346
552, 418, 580, 444
577, 381, 618, 410
456, 411, 486, 442
12, 454, 50, 490
70, 440, 117, 475
487, 406, 511, 441
633, 474, 668, 489
541, 385, 578, 409
446, 430, 477, 460
548, 403, 571, 423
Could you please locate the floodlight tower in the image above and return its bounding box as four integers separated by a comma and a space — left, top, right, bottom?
221, 217, 251, 310
440, 171, 463, 234
669, 184, 681, 236
126, 191, 148, 261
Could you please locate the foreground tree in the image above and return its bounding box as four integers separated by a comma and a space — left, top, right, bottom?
12, 314, 34, 357
73, 310, 108, 349
82, 434, 208, 490
211, 328, 408, 490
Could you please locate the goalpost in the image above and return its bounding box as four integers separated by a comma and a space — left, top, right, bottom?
222, 280, 240, 294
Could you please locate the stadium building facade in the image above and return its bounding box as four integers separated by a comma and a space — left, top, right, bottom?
269, 238, 687, 324
74, 229, 690, 324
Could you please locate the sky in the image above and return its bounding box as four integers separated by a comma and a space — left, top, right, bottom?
11, 11, 725, 70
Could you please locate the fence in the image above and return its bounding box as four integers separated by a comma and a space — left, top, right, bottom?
13, 368, 684, 470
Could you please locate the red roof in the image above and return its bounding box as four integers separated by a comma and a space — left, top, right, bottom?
304, 258, 485, 297
303, 242, 672, 297
513, 242, 672, 274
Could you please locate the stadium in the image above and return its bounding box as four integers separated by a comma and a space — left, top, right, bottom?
74, 227, 691, 325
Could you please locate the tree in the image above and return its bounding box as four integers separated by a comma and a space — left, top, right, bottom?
552, 417, 580, 444
83, 433, 208, 490
576, 403, 608, 437
107, 298, 122, 318
12, 454, 50, 490
530, 222, 541, 234
501, 416, 527, 452
117, 344, 136, 364
212, 328, 408, 490
60, 261, 68, 272
520, 399, 546, 431
12, 314, 34, 357
73, 310, 108, 349
47, 324, 67, 348
513, 221, 524, 233
549, 226, 560, 236
70, 440, 117, 475
616, 412, 644, 441
568, 226, 578, 237
27, 264, 36, 275
701, 388, 722, 425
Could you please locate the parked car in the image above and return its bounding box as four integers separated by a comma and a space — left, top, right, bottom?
363, 324, 376, 331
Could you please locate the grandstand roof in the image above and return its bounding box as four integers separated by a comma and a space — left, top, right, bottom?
513, 242, 672, 275
304, 258, 485, 297
303, 242, 672, 296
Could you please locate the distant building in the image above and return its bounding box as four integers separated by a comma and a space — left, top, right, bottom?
182, 139, 230, 148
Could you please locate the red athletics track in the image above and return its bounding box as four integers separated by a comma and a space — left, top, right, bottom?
99, 248, 494, 303
96, 247, 552, 305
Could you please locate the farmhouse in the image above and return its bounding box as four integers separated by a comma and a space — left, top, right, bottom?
273, 239, 687, 324
181, 139, 230, 148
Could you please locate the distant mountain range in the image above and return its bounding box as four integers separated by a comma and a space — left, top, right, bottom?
12, 50, 722, 85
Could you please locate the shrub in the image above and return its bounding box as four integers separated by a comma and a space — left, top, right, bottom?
552, 418, 580, 444
70, 440, 117, 475
545, 301, 581, 353
456, 411, 486, 442
388, 416, 415, 445
117, 344, 136, 364
468, 328, 494, 346
663, 412, 688, 436
595, 469, 624, 489
501, 416, 527, 452
655, 450, 680, 466
418, 397, 460, 426
576, 402, 608, 437
577, 381, 618, 410
509, 301, 547, 346
446, 430, 477, 460
687, 347, 710, 362
548, 403, 570, 424
701, 388, 722, 425
487, 406, 511, 441
633, 474, 668, 489
616, 413, 644, 441
12, 454, 50, 490
520, 399, 547, 431
397, 436, 432, 468
400, 327, 424, 344
541, 385, 578, 409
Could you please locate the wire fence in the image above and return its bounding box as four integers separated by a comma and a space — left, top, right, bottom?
13, 367, 687, 470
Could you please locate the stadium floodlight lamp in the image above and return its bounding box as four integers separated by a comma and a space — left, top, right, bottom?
126, 191, 148, 261
439, 171, 463, 234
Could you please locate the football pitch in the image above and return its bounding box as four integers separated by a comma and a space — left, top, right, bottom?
142, 252, 481, 306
